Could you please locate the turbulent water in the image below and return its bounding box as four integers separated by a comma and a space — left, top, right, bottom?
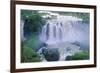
40, 15, 89, 47
39, 15, 89, 61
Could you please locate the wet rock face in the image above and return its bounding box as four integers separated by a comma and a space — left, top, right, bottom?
42, 48, 60, 61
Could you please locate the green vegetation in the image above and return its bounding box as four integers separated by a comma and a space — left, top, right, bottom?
21, 10, 47, 63
24, 35, 39, 49
72, 51, 89, 60
21, 10, 46, 37
66, 51, 89, 61
21, 34, 46, 62
21, 44, 41, 62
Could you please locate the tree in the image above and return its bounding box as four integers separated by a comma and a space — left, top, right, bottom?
21, 10, 46, 37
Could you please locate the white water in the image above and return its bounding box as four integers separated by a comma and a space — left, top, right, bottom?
40, 15, 83, 45
39, 15, 89, 61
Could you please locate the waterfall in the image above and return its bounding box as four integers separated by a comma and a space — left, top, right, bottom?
40, 20, 65, 45
39, 15, 89, 61
40, 15, 84, 45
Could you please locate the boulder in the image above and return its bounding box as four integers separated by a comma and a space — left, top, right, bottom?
42, 48, 60, 61
65, 55, 72, 60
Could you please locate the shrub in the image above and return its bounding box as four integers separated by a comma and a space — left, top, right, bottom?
21, 45, 41, 63
24, 34, 46, 51
65, 51, 89, 61
71, 51, 89, 60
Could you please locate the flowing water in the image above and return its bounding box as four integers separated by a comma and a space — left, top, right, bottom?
39, 15, 89, 61
40, 15, 89, 45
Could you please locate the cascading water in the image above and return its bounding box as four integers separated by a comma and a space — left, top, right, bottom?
40, 20, 65, 45
40, 15, 83, 45
39, 15, 89, 61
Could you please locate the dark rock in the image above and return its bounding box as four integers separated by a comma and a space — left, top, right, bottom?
65, 55, 72, 61
71, 41, 80, 46
42, 48, 60, 61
